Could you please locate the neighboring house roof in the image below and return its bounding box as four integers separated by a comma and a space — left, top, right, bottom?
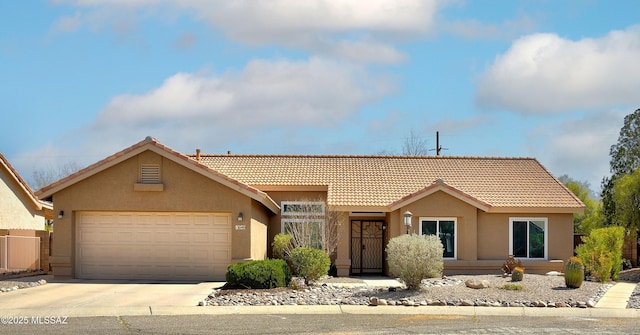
0, 152, 51, 212
36, 137, 280, 214
195, 154, 585, 213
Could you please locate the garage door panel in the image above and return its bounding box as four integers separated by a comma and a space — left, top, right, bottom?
76, 212, 231, 280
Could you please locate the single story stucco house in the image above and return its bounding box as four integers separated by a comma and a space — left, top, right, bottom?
37, 137, 584, 281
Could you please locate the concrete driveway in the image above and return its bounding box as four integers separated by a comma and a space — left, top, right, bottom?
0, 275, 225, 317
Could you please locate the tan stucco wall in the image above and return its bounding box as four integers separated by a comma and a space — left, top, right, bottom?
334, 211, 351, 276
50, 150, 268, 277
393, 191, 478, 261
477, 212, 574, 261
250, 199, 269, 260
0, 169, 45, 230
381, 191, 575, 275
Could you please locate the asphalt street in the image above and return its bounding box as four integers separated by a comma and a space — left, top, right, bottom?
0, 314, 637, 334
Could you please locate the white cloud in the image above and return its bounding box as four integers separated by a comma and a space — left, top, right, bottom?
13, 56, 395, 184
530, 110, 626, 192
476, 25, 640, 114
98, 57, 392, 128
24, 58, 390, 161
50, 0, 443, 63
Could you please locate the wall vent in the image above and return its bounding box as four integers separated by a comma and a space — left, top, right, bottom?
140, 164, 160, 184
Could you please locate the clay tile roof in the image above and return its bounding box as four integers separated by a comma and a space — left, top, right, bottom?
195, 155, 584, 210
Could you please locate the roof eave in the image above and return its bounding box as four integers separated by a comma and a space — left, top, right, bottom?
1, 153, 43, 210
388, 180, 492, 212
36, 137, 281, 215
486, 206, 585, 214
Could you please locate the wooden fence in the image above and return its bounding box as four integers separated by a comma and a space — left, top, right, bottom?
0, 235, 41, 270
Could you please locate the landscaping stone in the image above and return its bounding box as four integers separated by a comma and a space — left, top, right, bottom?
205, 275, 615, 308
465, 279, 490, 289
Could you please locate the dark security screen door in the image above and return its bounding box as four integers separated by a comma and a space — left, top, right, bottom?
351, 220, 384, 275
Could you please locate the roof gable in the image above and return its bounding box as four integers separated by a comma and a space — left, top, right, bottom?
0, 152, 46, 211
36, 137, 280, 214
388, 179, 492, 212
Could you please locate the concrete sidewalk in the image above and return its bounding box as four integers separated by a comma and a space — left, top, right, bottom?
1, 275, 637, 319
595, 282, 637, 308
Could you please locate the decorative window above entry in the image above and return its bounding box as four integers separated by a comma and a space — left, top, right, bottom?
281, 201, 325, 216
134, 164, 164, 191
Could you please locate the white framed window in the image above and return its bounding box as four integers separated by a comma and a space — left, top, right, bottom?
281, 219, 325, 249
509, 218, 548, 259
281, 201, 325, 216
419, 217, 457, 259
281, 201, 326, 250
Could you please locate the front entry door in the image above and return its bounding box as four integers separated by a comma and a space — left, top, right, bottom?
351, 220, 384, 275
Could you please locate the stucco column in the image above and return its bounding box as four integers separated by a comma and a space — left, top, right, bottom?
334, 212, 351, 277
50, 208, 73, 278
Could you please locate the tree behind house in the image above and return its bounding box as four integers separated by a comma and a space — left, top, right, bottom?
31, 161, 82, 190
558, 175, 604, 233
602, 108, 640, 225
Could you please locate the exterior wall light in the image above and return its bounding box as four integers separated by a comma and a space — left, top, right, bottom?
403, 210, 412, 234
237, 212, 243, 222
58, 210, 64, 219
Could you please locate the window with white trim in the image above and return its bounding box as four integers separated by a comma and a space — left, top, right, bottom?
281, 201, 326, 249
509, 218, 547, 259
282, 219, 324, 249
282, 201, 325, 215
419, 217, 456, 259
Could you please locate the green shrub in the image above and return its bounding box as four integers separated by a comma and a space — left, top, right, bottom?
564, 256, 584, 288
225, 259, 292, 289
500, 283, 523, 290
386, 234, 444, 290
272, 233, 293, 259
288, 247, 331, 284
511, 267, 524, 282
576, 226, 624, 282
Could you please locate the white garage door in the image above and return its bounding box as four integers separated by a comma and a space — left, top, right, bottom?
76, 212, 231, 281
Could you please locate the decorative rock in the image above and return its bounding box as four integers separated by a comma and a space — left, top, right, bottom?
555, 302, 568, 308
546, 271, 562, 276
587, 300, 596, 308
370, 297, 380, 306
198, 300, 207, 306
465, 279, 490, 289
378, 299, 387, 306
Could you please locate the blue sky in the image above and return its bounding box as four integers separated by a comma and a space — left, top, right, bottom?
2, 1, 639, 192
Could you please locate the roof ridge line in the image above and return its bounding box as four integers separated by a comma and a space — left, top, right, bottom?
189, 154, 536, 160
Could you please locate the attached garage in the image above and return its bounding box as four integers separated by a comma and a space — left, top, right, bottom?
36, 137, 280, 280
76, 212, 231, 281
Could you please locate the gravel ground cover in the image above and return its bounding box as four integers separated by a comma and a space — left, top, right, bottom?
207, 274, 614, 308
619, 269, 640, 308
0, 269, 48, 292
